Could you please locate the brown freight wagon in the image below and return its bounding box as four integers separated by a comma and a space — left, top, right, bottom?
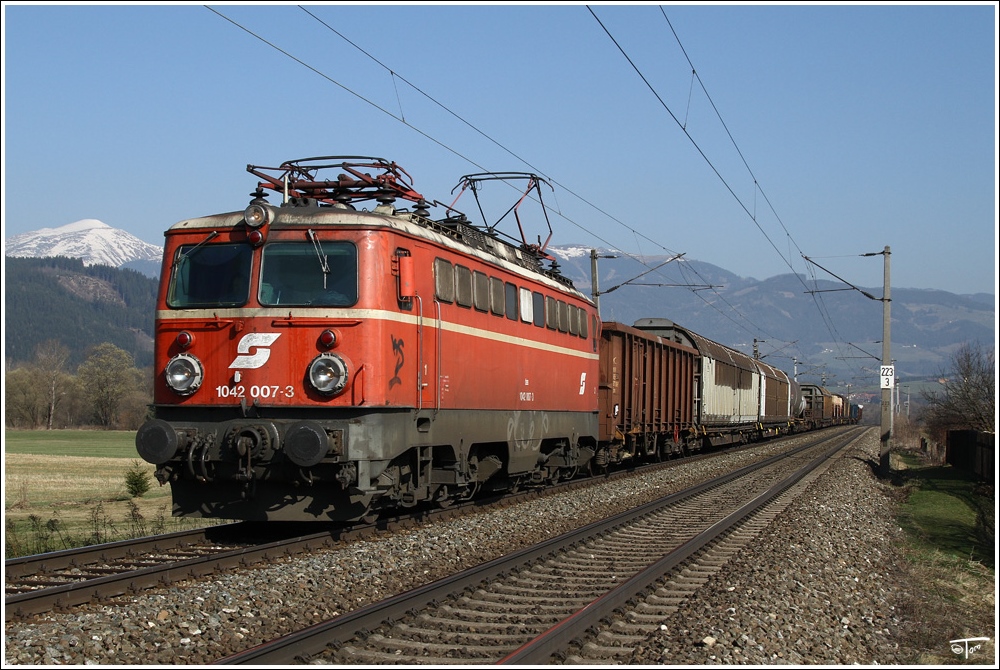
632, 318, 798, 445
598, 321, 699, 461
800, 384, 841, 427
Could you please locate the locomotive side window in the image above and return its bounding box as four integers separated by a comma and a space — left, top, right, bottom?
259, 242, 357, 306
434, 259, 455, 303
167, 243, 253, 308
532, 291, 545, 327
505, 282, 519, 320
545, 296, 558, 330
490, 277, 506, 316
455, 265, 473, 308
558, 301, 569, 333
473, 271, 490, 312
568, 305, 579, 336
519, 287, 533, 323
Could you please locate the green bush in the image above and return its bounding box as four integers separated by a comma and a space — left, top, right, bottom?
124, 460, 151, 498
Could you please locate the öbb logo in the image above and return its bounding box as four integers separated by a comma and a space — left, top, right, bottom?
229, 333, 282, 369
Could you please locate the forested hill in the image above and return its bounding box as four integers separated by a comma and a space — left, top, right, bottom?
4, 256, 158, 368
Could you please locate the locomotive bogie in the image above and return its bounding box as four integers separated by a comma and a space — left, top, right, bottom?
149, 405, 597, 521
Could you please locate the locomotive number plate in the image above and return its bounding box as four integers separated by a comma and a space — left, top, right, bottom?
215, 385, 295, 399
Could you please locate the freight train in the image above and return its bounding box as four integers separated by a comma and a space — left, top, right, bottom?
135, 157, 858, 522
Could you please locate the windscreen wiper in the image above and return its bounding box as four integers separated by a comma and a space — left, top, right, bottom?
307, 229, 330, 289
170, 231, 220, 271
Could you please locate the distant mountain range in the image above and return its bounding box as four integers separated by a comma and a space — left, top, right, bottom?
548, 245, 995, 389
3, 220, 995, 390
4, 256, 157, 368
4, 219, 162, 278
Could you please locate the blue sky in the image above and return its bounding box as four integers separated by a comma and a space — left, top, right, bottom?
3, 2, 997, 296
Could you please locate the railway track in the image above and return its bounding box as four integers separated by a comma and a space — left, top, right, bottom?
3, 523, 349, 620
5, 442, 735, 621
218, 427, 864, 664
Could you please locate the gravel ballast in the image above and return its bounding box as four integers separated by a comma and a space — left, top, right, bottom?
3, 430, 979, 665
630, 431, 915, 665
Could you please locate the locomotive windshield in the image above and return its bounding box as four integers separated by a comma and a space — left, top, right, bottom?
259, 241, 358, 307
167, 242, 253, 308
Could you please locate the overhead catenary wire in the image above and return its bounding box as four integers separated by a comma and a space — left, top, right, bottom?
658, 8, 867, 381
296, 5, 794, 352
225, 4, 814, 365
209, 5, 863, 381
216, 4, 772, 345
295, 6, 684, 265
210, 6, 656, 276
592, 5, 867, 379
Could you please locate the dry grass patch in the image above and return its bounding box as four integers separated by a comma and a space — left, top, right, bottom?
888, 449, 995, 666
5, 453, 155, 507
4, 452, 214, 557
898, 550, 995, 665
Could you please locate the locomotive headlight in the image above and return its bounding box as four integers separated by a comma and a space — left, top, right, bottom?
308, 353, 349, 396
244, 202, 273, 228
165, 353, 204, 396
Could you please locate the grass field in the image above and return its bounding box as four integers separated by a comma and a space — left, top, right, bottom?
4, 429, 143, 458
893, 450, 995, 664
3, 429, 217, 558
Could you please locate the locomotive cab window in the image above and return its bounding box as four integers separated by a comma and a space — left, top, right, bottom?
167, 242, 253, 308
259, 242, 357, 306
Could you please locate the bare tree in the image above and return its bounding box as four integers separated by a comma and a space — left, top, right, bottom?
34, 340, 72, 430
77, 343, 141, 429
920, 340, 995, 438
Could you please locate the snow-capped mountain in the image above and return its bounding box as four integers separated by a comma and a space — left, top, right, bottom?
4, 219, 163, 270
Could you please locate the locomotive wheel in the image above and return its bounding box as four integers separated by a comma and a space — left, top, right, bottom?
458, 481, 480, 501
434, 486, 455, 509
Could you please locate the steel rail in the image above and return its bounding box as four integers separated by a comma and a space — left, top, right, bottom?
499, 426, 864, 664
4, 524, 243, 580
216, 427, 859, 664
4, 525, 347, 619
6, 429, 833, 622
4, 440, 706, 620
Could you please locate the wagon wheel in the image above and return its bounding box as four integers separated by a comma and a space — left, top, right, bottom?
587, 460, 606, 477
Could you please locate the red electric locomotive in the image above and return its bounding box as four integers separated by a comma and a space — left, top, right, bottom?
136, 157, 600, 522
